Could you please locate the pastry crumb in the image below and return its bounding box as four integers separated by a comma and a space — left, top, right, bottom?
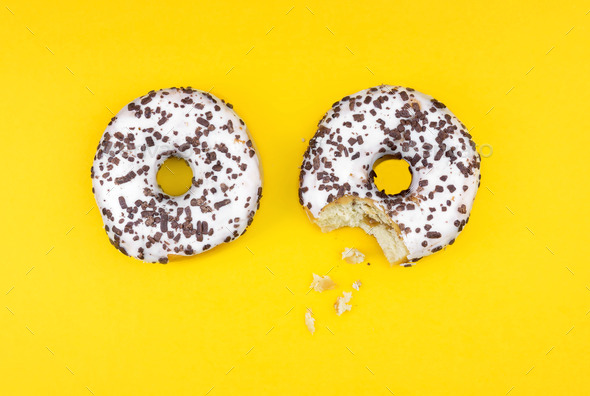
342, 247, 365, 264
310, 273, 336, 292
305, 311, 315, 334
334, 291, 353, 315
352, 280, 362, 291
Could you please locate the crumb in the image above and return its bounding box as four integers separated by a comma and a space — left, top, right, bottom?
305, 311, 315, 334
314, 199, 409, 263
301, 138, 305, 142
352, 280, 362, 291
342, 247, 365, 264
310, 273, 336, 292
334, 291, 353, 315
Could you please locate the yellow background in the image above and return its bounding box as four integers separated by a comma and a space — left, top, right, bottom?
1, 1, 589, 395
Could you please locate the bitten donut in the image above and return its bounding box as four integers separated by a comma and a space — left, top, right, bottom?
299, 85, 480, 264
91, 87, 262, 263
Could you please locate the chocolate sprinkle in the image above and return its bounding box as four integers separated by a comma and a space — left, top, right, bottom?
91, 88, 263, 263
298, 85, 480, 263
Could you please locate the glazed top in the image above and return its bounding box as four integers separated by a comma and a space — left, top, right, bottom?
299, 85, 480, 261
92, 88, 262, 263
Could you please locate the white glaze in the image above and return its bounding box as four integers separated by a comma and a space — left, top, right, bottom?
92, 88, 262, 263
299, 85, 480, 261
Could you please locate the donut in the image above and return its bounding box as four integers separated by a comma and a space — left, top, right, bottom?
298, 85, 480, 264
91, 87, 262, 263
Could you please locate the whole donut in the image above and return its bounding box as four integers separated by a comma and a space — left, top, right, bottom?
299, 85, 480, 264
92, 87, 262, 263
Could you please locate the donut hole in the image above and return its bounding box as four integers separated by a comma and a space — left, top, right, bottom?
156, 157, 194, 196
314, 156, 414, 265
372, 156, 412, 196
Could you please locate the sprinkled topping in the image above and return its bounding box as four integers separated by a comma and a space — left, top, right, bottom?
92, 87, 263, 263
299, 85, 480, 261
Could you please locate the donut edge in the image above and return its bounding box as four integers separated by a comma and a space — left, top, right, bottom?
305, 196, 410, 265
92, 87, 264, 264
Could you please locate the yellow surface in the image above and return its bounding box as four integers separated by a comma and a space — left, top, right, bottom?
1, 1, 589, 395
156, 157, 194, 197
